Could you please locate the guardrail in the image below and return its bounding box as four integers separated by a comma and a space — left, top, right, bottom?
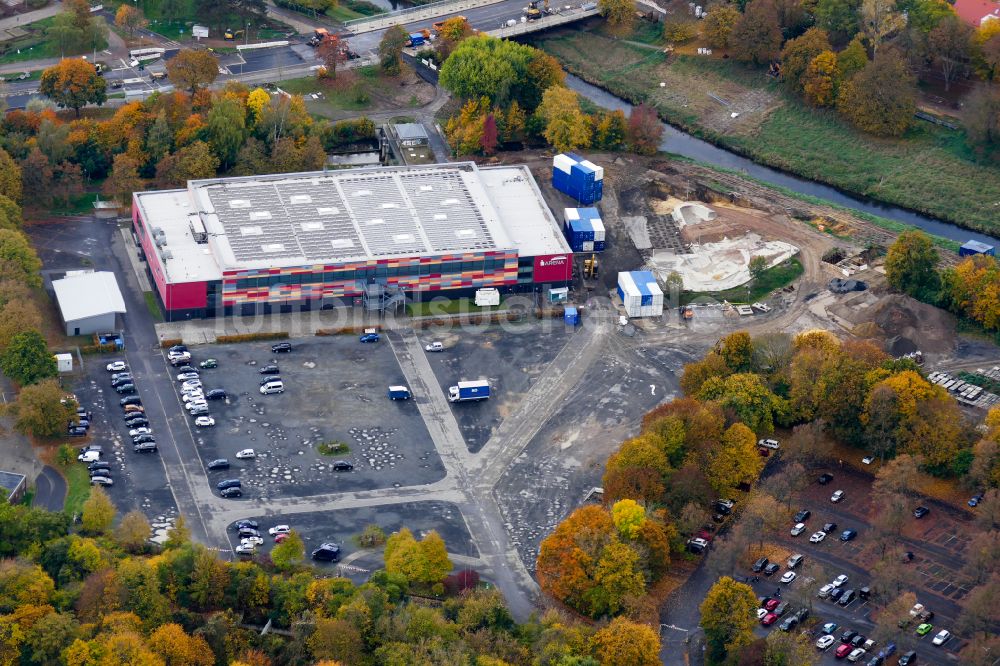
486, 5, 599, 37
237, 40, 291, 51
344, 0, 505, 33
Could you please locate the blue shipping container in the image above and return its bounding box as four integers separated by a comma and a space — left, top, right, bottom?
564, 307, 579, 326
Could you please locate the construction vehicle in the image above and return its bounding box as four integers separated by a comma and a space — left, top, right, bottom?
224, 28, 245, 40
583, 254, 599, 280
307, 28, 330, 47
526, 0, 543, 20
681, 306, 694, 320
406, 29, 432, 47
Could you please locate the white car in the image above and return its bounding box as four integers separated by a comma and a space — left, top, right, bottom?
167, 351, 190, 360
195, 416, 215, 427
932, 629, 950, 646
78, 451, 100, 463
128, 427, 152, 437
862, 455, 874, 465
259, 383, 284, 395
425, 342, 444, 352
756, 608, 768, 620
106, 360, 127, 372
183, 392, 204, 402
809, 531, 827, 543
90, 476, 114, 486
177, 372, 200, 381
817, 583, 835, 598
185, 400, 208, 410
847, 648, 866, 663
780, 571, 797, 584
234, 543, 255, 555
240, 536, 264, 546
833, 574, 849, 587
816, 634, 836, 649
791, 522, 806, 536
909, 603, 925, 617
758, 438, 780, 450
831, 490, 845, 503
236, 448, 255, 459
268, 524, 290, 536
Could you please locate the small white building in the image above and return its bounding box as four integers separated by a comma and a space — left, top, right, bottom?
52, 271, 127, 337
617, 270, 664, 318
54, 353, 73, 373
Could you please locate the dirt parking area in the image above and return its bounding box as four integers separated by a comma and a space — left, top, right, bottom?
175, 337, 445, 500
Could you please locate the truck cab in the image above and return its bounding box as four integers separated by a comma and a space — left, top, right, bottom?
308, 28, 330, 46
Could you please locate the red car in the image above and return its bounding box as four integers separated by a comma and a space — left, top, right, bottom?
274, 533, 289, 543
761, 613, 779, 626
764, 598, 780, 611
835, 644, 852, 659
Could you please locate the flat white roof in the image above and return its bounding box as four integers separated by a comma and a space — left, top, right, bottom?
133, 162, 569, 280
52, 271, 127, 322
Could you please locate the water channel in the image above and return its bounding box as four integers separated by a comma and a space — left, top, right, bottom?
564, 73, 1000, 247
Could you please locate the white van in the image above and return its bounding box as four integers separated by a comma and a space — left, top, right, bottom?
259, 380, 284, 395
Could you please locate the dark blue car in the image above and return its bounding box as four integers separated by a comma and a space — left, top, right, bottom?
360, 333, 380, 343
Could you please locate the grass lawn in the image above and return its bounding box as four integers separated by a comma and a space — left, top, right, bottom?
681, 256, 804, 305
144, 291, 164, 322
279, 66, 390, 114
536, 30, 1000, 235
406, 297, 506, 316
60, 462, 90, 518
47, 192, 99, 216
0, 17, 107, 64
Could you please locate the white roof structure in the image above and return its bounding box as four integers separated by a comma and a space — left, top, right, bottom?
133, 162, 570, 282
52, 271, 126, 321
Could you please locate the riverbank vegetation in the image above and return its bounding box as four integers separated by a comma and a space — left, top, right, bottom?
535, 28, 1000, 234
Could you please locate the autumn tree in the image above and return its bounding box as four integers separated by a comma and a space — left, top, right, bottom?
19, 149, 54, 206
148, 623, 214, 666
837, 51, 916, 137
598, 0, 636, 35
81, 487, 115, 534
1, 330, 55, 386
697, 372, 786, 433
700, 576, 758, 663
39, 59, 107, 118
803, 51, 840, 106
780, 28, 833, 92
963, 83, 1000, 160
884, 230, 940, 299
482, 113, 498, 156
103, 154, 143, 207
861, 0, 907, 54
537, 86, 591, 153
166, 49, 220, 94
271, 530, 305, 571
837, 34, 869, 79
114, 4, 148, 37
13, 379, 75, 438
928, 15, 972, 92
765, 630, 817, 665
703, 4, 742, 48
0, 299, 42, 354
436, 16, 474, 59
591, 618, 660, 666
317, 35, 349, 79
445, 96, 488, 156
155, 141, 220, 187
730, 0, 783, 65
626, 103, 663, 156
972, 21, 1000, 81
0, 149, 21, 203
379, 25, 410, 75
115, 511, 151, 553
958, 575, 1000, 638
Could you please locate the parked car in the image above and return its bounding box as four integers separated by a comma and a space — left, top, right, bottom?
116, 383, 136, 394
106, 360, 127, 372
821, 622, 838, 634
829, 587, 845, 602
271, 342, 292, 353
168, 345, 188, 353
217, 479, 241, 490
129, 427, 152, 437
794, 510, 811, 522
120, 396, 141, 407
90, 476, 113, 486
425, 342, 444, 352
818, 473, 834, 484
88, 461, 111, 472
124, 415, 147, 426
780, 571, 797, 584
68, 426, 88, 437
234, 520, 258, 530
918, 610, 934, 622
763, 563, 780, 576
824, 522, 838, 533
831, 490, 845, 502
221, 487, 243, 498
838, 589, 856, 606
841, 529, 858, 541
913, 506, 930, 518
236, 449, 255, 459
787, 554, 804, 568
207, 459, 230, 470
133, 434, 155, 444
909, 603, 925, 617
189, 406, 210, 417
773, 602, 789, 617
195, 416, 215, 427
915, 623, 933, 636
758, 438, 780, 449
78, 451, 100, 462
810, 531, 827, 543
169, 354, 192, 366
174, 366, 196, 374
111, 376, 133, 387
816, 635, 836, 650
862, 455, 875, 465
761, 613, 779, 626
752, 557, 769, 573
969, 493, 984, 507
234, 543, 255, 555
268, 524, 291, 536
833, 574, 849, 587
123, 405, 144, 414
764, 598, 780, 611
199, 358, 218, 369
931, 630, 950, 646
835, 643, 852, 659
241, 536, 264, 546
259, 365, 280, 375
847, 648, 866, 663
778, 615, 798, 631
177, 372, 200, 381
259, 383, 284, 395
332, 460, 353, 471
841, 629, 858, 644
205, 389, 226, 400
360, 333, 380, 343
791, 523, 807, 536
898, 651, 916, 666
865, 657, 884, 666
134, 442, 157, 453
311, 543, 341, 561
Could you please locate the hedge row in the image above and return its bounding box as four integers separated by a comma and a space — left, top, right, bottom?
215, 331, 290, 344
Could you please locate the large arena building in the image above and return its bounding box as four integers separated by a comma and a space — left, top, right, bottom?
132, 162, 573, 320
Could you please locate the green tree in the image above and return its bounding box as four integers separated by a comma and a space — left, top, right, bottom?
23, 611, 79, 666
1, 331, 56, 386
13, 379, 75, 438
815, 0, 862, 43
765, 630, 818, 665
837, 51, 916, 136
165, 515, 190, 549
884, 230, 940, 299
700, 576, 758, 663
598, 0, 636, 34
730, 0, 783, 64
81, 487, 115, 534
698, 372, 785, 433
166, 49, 219, 94
837, 34, 869, 79
145, 112, 174, 165
155, 141, 220, 188
379, 25, 410, 75
206, 98, 247, 170
591, 543, 646, 615
860, 0, 907, 54
39, 59, 106, 118
536, 86, 591, 152
703, 4, 742, 48
439, 36, 563, 109
719, 331, 755, 372
271, 530, 306, 571
189, 547, 229, 610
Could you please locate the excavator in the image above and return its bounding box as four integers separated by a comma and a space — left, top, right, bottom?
583, 254, 599, 280
526, 0, 543, 20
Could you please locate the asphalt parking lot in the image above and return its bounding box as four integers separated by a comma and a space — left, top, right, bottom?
420, 322, 575, 452
168, 338, 445, 499
228, 500, 476, 571
235, 47, 305, 74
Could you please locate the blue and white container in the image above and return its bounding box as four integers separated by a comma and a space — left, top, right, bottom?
617, 271, 664, 317
563, 207, 607, 252
564, 306, 579, 326
552, 153, 604, 204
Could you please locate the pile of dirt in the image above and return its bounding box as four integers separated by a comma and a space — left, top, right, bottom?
855, 294, 956, 354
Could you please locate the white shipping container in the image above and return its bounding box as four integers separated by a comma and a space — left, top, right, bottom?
579, 159, 604, 181
564, 207, 580, 222
592, 217, 606, 242
553, 154, 576, 174
618, 271, 664, 317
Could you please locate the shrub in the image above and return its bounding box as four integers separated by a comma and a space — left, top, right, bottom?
215, 332, 289, 344
159, 338, 183, 349
358, 524, 387, 548
317, 440, 350, 455
663, 19, 697, 43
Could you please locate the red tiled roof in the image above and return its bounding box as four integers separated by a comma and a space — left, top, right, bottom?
953, 0, 1000, 26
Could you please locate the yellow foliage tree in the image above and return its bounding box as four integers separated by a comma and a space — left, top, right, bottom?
611, 499, 646, 539
536, 86, 591, 153
803, 51, 840, 107
591, 618, 661, 666
706, 423, 764, 494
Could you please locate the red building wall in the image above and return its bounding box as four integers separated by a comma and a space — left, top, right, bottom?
132, 201, 207, 312
533, 253, 573, 283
